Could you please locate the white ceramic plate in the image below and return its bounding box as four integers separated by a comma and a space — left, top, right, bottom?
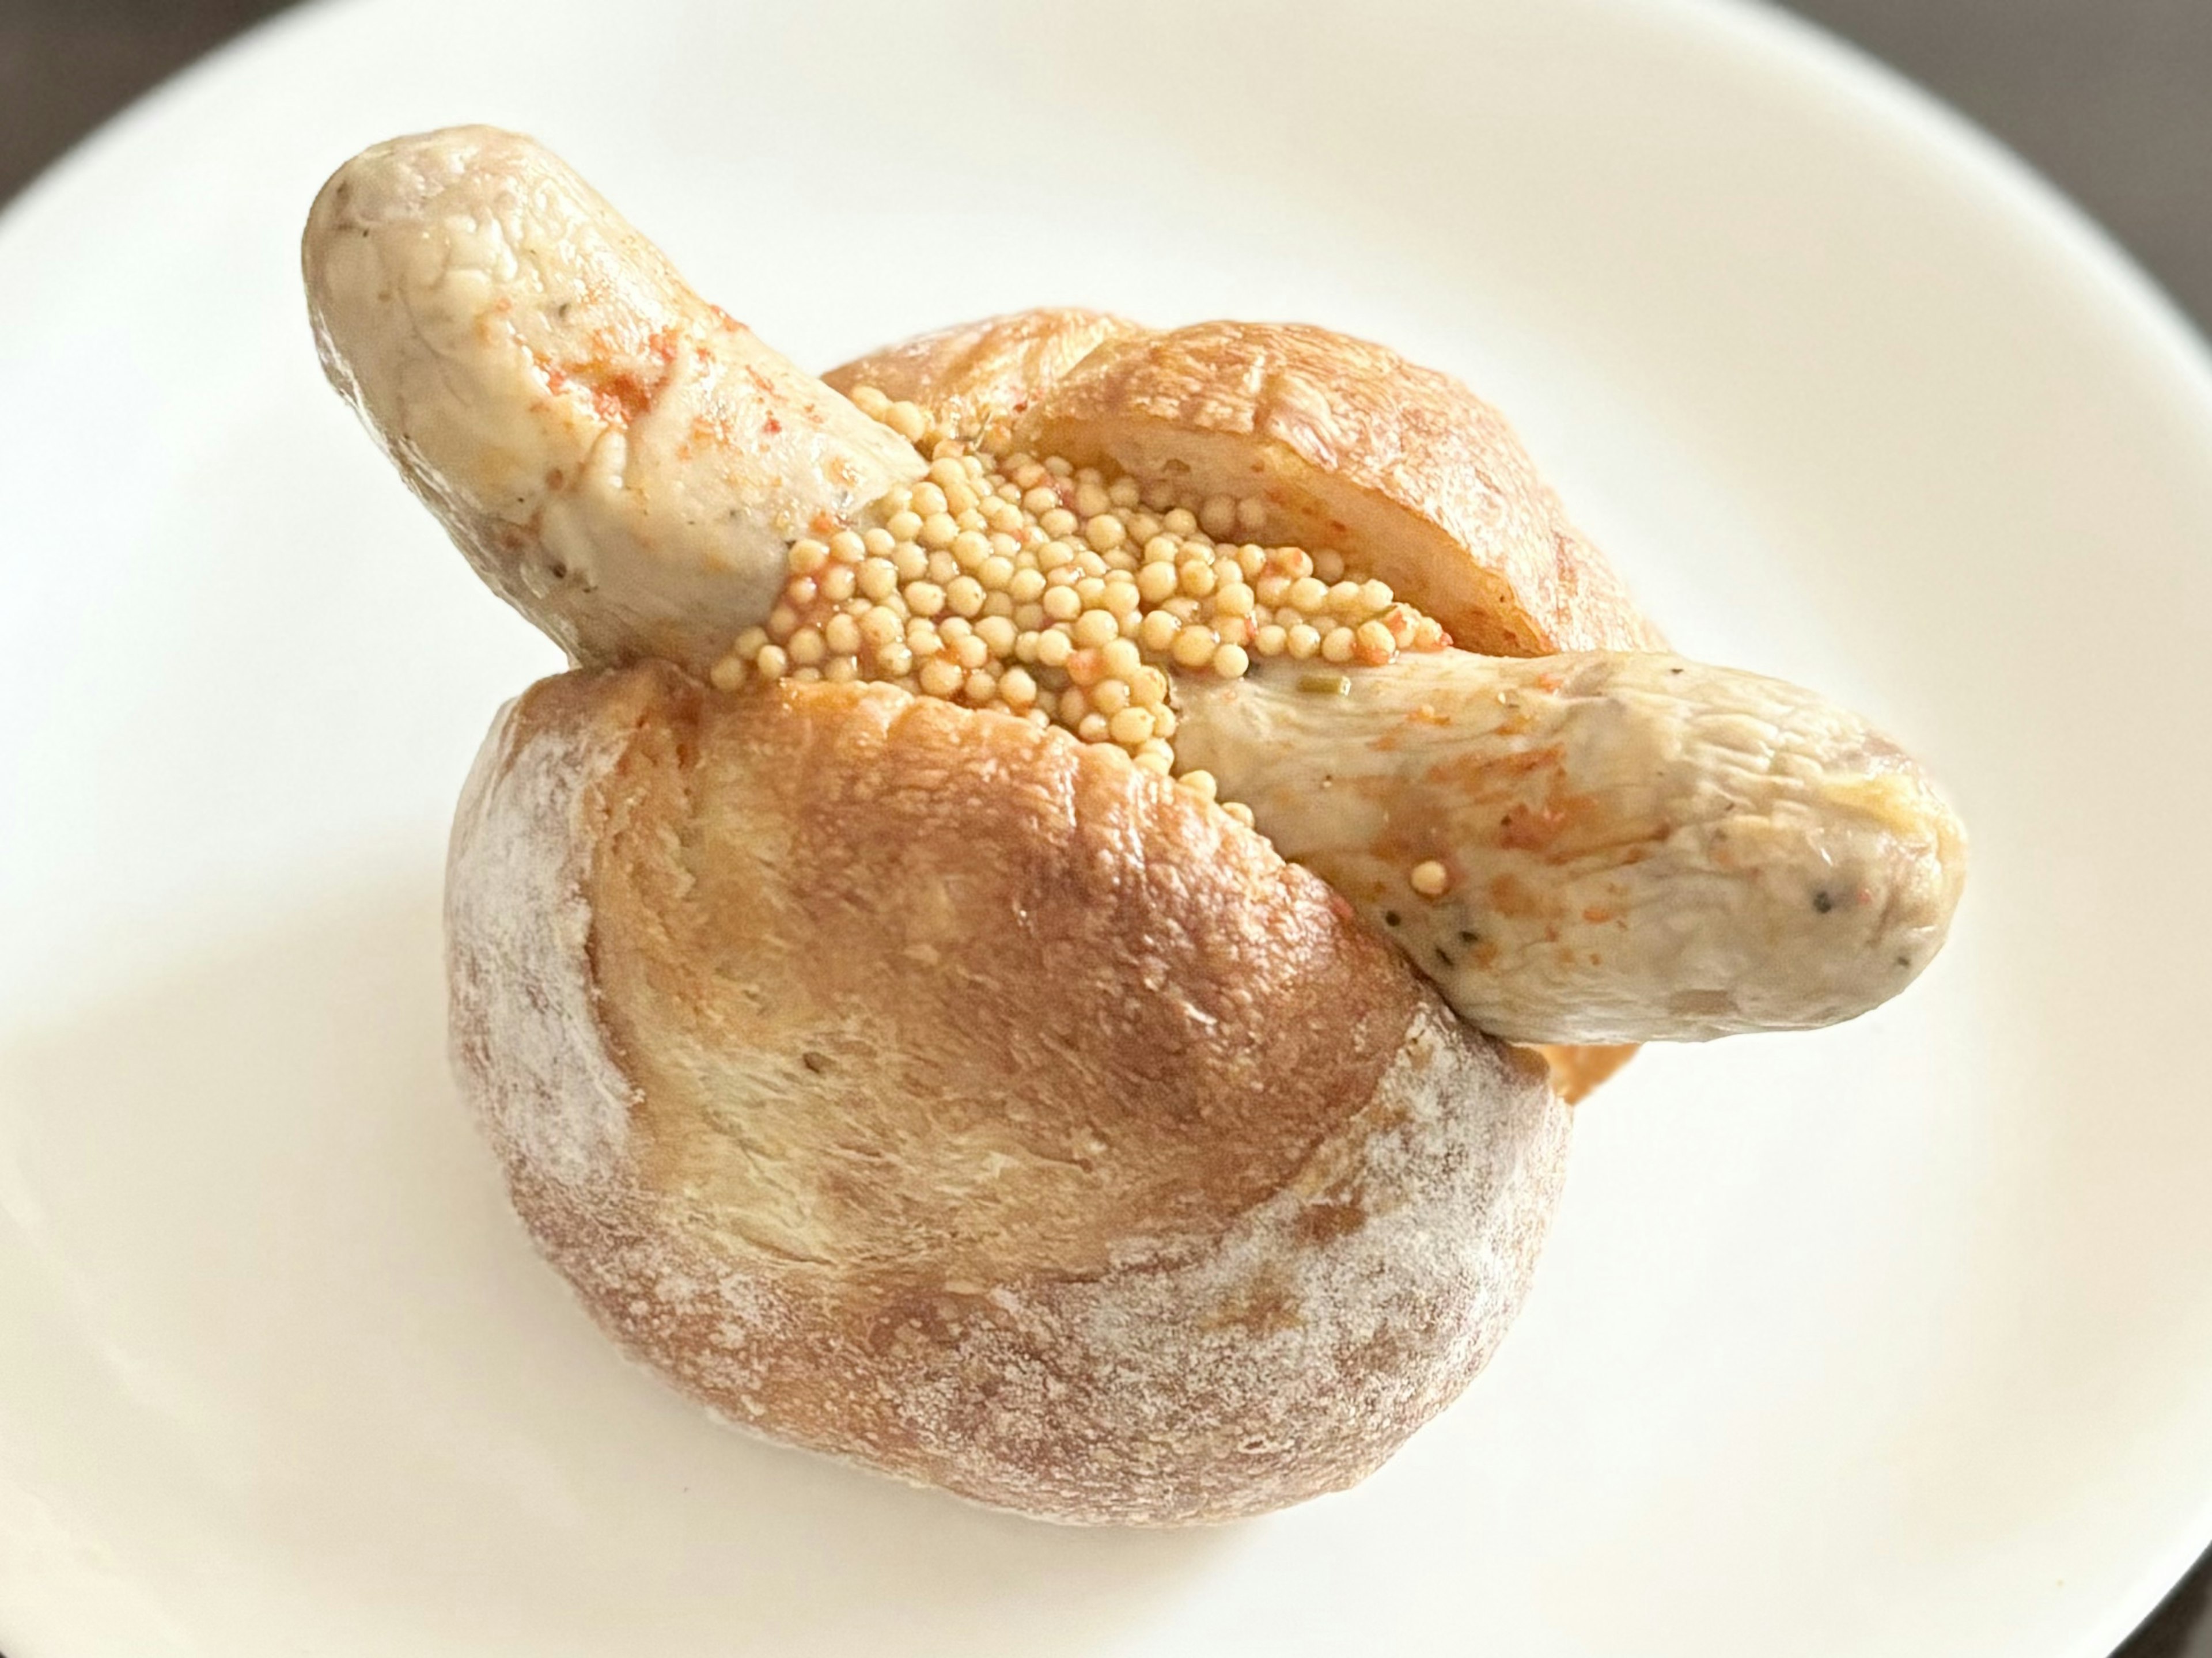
4, 0, 2209, 1652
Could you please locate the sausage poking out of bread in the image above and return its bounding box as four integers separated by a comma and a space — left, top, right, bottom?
303, 126, 925, 670
304, 125, 1967, 1524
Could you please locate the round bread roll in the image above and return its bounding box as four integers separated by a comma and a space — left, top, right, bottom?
450, 663, 1566, 1525
440, 309, 1673, 1524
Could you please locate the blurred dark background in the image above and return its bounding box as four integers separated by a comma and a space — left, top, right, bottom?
0, 1, 2207, 1655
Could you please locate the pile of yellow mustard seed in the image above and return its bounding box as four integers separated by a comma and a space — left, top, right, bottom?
710, 387, 1452, 814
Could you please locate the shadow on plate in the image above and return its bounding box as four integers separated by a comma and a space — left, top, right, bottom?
0, 870, 1230, 1655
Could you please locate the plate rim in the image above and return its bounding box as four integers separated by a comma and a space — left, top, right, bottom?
3, 0, 2210, 1652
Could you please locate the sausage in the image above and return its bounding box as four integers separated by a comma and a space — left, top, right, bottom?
1173, 652, 1965, 1042
302, 125, 925, 669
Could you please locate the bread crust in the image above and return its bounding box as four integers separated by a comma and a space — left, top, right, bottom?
449, 663, 1569, 1524
822, 308, 1141, 441
831, 313, 1665, 658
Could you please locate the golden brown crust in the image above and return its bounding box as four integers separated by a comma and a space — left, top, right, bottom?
449, 664, 1570, 1524
1012, 319, 1665, 657
824, 308, 1142, 442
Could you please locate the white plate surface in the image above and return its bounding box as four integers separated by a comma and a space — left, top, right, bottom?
3, 0, 2210, 1652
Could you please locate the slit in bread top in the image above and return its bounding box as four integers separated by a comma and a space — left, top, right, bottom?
711, 388, 1465, 825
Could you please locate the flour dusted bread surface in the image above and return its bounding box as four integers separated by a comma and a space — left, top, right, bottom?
449, 663, 1569, 1523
